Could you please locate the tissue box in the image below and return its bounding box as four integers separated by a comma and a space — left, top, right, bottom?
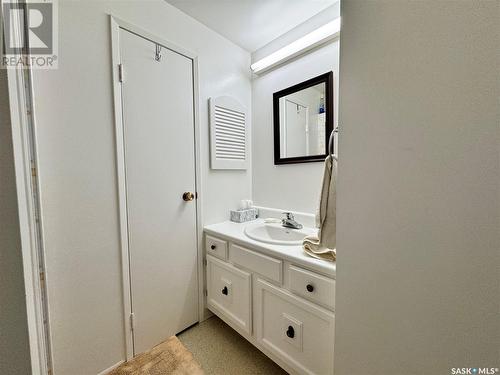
230, 208, 259, 223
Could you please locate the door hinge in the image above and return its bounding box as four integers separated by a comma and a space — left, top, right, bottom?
203, 259, 207, 266
204, 290, 207, 297
130, 312, 135, 331
118, 64, 124, 83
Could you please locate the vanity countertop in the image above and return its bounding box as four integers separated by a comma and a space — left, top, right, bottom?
204, 219, 336, 278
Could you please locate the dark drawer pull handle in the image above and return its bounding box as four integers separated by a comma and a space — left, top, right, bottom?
286, 326, 295, 338
306, 284, 314, 292
221, 286, 228, 295
210, 244, 216, 250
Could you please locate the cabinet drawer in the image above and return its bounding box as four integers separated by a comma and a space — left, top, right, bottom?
230, 243, 282, 284
206, 235, 228, 260
255, 278, 334, 375
207, 255, 251, 334
289, 265, 335, 311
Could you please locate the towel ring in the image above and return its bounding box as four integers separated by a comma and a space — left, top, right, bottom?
328, 126, 339, 159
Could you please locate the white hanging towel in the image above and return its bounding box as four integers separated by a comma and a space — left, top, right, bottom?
303, 155, 337, 262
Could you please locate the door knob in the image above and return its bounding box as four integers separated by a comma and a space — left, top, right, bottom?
286, 325, 295, 338
221, 286, 228, 295
182, 192, 195, 201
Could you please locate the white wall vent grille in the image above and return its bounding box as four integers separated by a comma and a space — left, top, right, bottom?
209, 96, 248, 170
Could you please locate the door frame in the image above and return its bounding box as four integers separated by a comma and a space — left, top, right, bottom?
109, 15, 204, 360
6, 1, 52, 373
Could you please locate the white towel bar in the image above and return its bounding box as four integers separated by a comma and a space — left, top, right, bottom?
328, 127, 339, 159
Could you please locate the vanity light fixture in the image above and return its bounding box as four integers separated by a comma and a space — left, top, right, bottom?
250, 17, 341, 74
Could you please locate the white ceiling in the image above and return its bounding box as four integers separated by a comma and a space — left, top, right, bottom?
165, 0, 337, 52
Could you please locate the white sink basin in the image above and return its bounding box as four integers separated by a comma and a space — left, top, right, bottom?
244, 222, 317, 246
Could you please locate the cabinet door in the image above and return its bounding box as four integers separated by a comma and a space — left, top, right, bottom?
207, 255, 252, 334
255, 278, 335, 375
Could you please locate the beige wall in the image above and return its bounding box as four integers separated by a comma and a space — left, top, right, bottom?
0, 70, 32, 373
335, 1, 500, 374
31, 1, 252, 373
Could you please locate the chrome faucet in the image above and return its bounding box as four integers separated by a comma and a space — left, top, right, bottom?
281, 212, 303, 230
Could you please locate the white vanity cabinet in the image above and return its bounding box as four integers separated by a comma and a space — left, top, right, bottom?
205, 232, 335, 375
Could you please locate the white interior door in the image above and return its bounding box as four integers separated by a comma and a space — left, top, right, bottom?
119, 28, 198, 355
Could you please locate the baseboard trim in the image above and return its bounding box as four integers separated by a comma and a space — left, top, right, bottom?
97, 360, 124, 375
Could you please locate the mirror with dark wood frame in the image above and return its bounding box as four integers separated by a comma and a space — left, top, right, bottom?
273, 71, 333, 165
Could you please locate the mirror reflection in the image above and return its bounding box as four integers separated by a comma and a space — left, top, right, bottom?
279, 82, 326, 158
